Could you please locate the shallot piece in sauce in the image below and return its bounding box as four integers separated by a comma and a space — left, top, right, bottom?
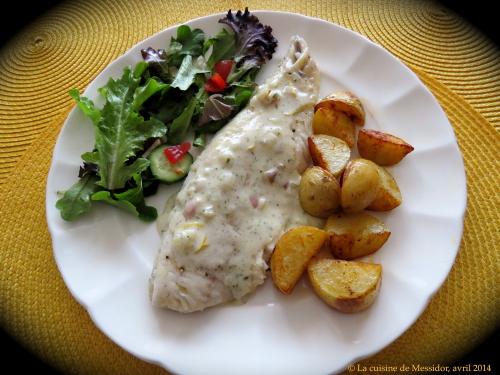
249, 195, 259, 208
183, 200, 197, 219
264, 167, 279, 183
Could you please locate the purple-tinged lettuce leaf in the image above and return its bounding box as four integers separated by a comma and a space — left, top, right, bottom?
198, 94, 234, 126
219, 8, 277, 72
141, 47, 171, 81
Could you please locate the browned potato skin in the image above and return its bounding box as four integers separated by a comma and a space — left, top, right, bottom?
312, 107, 356, 148
357, 129, 414, 166
299, 167, 341, 218
314, 92, 365, 126
340, 158, 380, 213
308, 135, 351, 178
325, 212, 390, 259
367, 166, 402, 211
271, 226, 328, 295
308, 258, 382, 313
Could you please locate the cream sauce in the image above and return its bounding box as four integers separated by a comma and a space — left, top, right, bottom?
150, 37, 323, 312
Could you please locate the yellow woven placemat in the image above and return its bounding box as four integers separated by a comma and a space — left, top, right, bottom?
1, 0, 499, 373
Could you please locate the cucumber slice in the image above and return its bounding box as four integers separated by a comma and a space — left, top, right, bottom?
148, 146, 193, 183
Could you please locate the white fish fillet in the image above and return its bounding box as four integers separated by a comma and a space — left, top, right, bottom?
150, 36, 321, 313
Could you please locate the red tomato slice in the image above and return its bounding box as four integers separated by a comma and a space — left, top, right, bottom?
214, 60, 233, 81
204, 73, 227, 93
163, 142, 191, 164
204, 80, 220, 93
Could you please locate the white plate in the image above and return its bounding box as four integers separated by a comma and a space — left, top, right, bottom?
46, 11, 466, 375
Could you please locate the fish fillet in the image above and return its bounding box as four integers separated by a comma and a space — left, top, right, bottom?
150, 36, 321, 312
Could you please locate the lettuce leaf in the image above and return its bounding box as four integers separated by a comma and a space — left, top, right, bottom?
140, 47, 170, 82
91, 173, 157, 221
193, 132, 206, 148
224, 80, 256, 107
219, 8, 277, 78
171, 55, 209, 91
167, 25, 206, 67
197, 94, 234, 126
205, 28, 236, 68
70, 65, 167, 191
133, 78, 169, 110
168, 95, 198, 144
55, 174, 100, 221
196, 80, 255, 131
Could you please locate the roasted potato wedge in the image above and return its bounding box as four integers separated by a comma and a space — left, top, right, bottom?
324, 212, 390, 259
271, 226, 328, 294
314, 91, 365, 126
357, 129, 414, 166
308, 135, 350, 178
367, 166, 402, 211
299, 167, 341, 218
340, 158, 380, 213
308, 258, 382, 313
312, 107, 356, 147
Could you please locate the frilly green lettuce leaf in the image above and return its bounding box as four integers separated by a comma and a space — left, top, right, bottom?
71, 66, 167, 190
69, 89, 101, 125
81, 150, 99, 164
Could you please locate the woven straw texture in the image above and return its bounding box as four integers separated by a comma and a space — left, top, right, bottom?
0, 0, 498, 373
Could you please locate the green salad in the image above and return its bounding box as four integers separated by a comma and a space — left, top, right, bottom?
56, 8, 277, 222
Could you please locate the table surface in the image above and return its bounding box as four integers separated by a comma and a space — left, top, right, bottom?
0, 1, 499, 374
